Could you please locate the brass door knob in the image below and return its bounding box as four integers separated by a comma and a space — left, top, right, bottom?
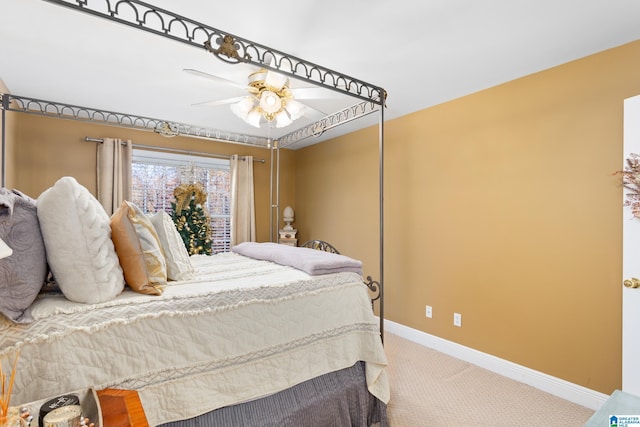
623, 278, 640, 288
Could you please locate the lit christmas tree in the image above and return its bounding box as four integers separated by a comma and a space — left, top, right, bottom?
171, 182, 213, 255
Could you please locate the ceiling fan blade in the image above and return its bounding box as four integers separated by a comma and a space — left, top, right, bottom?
301, 103, 328, 119
183, 68, 247, 90
191, 96, 247, 107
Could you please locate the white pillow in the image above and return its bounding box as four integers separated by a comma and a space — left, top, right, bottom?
149, 211, 195, 281
37, 177, 124, 303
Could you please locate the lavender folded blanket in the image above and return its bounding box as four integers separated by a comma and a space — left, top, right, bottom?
231, 242, 363, 276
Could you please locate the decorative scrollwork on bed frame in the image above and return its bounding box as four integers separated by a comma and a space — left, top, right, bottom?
363, 276, 382, 310
0, 93, 270, 147
361, 277, 384, 342
40, 0, 385, 104
300, 240, 341, 254
0, 91, 378, 148
278, 101, 380, 148
204, 35, 250, 63
33, 0, 385, 148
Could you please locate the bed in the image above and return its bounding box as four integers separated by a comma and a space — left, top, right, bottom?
1, 252, 388, 425
0, 178, 387, 426
0, 1, 388, 425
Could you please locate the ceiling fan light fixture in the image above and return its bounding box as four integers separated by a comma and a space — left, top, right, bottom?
285, 99, 306, 120
230, 96, 256, 120
247, 109, 263, 128
224, 67, 307, 129
259, 90, 282, 114
275, 110, 293, 128
264, 70, 288, 91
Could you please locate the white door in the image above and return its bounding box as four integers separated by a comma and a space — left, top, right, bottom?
623, 94, 640, 395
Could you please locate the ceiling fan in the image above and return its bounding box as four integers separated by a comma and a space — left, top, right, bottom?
184, 66, 337, 129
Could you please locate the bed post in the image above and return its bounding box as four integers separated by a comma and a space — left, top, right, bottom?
276, 141, 281, 242
1, 94, 6, 188
269, 140, 274, 242
378, 96, 385, 343
268, 139, 281, 243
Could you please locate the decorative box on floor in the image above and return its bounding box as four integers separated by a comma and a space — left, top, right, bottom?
13, 387, 102, 427
12, 388, 150, 427
584, 389, 640, 426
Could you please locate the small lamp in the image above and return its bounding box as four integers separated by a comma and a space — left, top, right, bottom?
0, 237, 12, 259
282, 206, 294, 231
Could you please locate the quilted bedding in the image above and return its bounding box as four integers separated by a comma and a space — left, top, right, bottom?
0, 252, 389, 425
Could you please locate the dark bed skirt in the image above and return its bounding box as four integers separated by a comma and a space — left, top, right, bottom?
160, 362, 388, 427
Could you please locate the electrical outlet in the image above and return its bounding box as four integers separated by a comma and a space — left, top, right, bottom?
426, 305, 432, 318
453, 312, 462, 327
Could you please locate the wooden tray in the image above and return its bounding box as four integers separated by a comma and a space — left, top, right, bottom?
96, 389, 149, 427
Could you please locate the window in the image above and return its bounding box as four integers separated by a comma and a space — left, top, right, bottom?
131, 150, 232, 253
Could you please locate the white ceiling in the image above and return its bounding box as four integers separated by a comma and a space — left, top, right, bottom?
2, 0, 640, 148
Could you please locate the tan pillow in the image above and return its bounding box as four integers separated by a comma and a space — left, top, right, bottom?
110, 201, 167, 295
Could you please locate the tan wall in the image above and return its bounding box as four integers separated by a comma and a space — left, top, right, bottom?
0, 80, 18, 186
294, 127, 381, 274
295, 39, 640, 394
8, 114, 295, 243
3, 111, 17, 187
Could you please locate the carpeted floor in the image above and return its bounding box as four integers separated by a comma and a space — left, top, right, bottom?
383, 333, 595, 426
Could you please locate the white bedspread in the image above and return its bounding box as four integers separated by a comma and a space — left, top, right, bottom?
0, 253, 388, 425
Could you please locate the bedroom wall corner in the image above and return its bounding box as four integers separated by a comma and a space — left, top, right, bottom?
277, 147, 297, 238
294, 126, 381, 287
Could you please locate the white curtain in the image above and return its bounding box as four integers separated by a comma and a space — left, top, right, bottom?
97, 138, 132, 215
230, 155, 256, 246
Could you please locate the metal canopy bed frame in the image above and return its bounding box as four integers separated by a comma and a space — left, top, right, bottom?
0, 2, 386, 418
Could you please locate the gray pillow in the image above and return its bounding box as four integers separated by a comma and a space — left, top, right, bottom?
0, 188, 47, 323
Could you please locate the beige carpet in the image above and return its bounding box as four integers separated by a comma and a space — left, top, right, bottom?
384, 333, 595, 426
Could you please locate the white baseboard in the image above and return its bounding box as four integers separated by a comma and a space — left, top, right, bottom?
383, 319, 609, 411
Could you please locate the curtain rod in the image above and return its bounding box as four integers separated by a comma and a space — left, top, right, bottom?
84, 137, 265, 163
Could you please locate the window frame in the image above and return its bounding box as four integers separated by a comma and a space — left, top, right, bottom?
131, 149, 232, 253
